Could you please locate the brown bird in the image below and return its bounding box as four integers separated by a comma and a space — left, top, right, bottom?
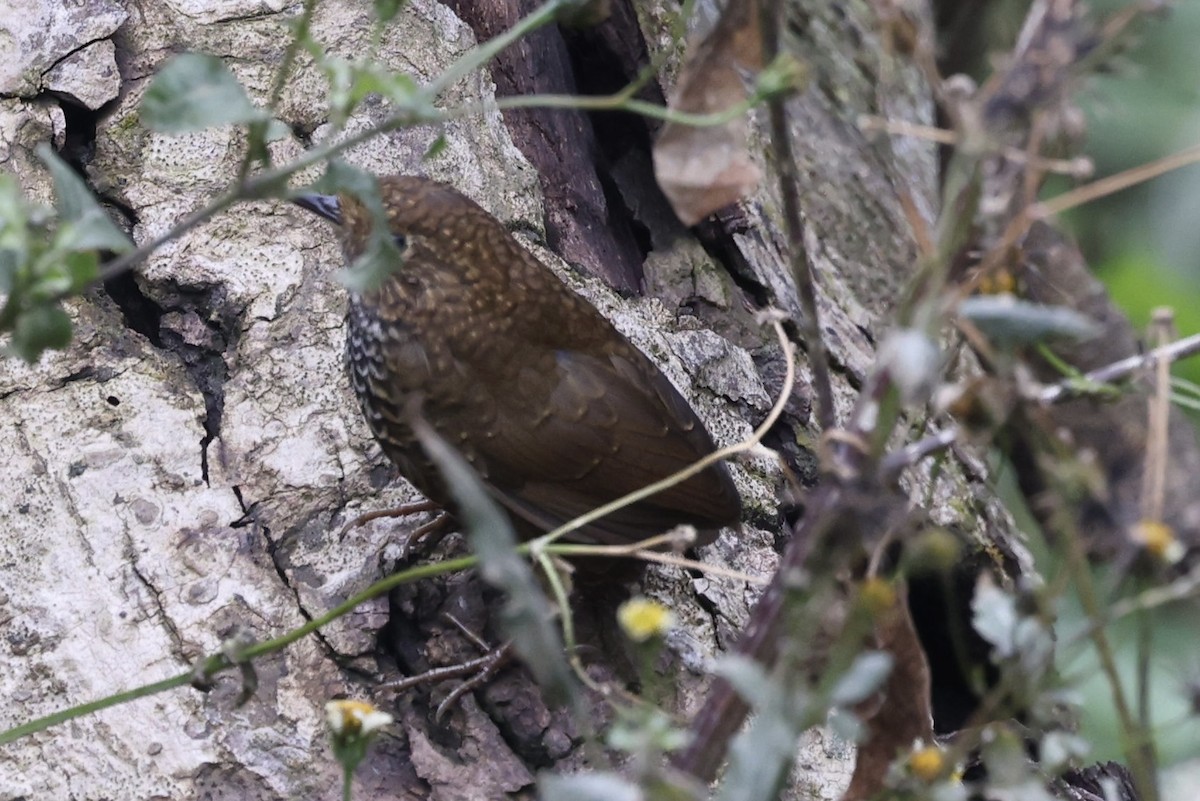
294, 175, 740, 547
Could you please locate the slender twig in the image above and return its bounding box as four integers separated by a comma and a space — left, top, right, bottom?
1060, 488, 1159, 801
492, 92, 759, 126
84, 106, 421, 293
879, 427, 957, 482
237, 0, 320, 182
381, 652, 498, 694
91, 189, 242, 286
882, 331, 1200, 477
269, 0, 318, 107
671, 485, 844, 780
858, 115, 1092, 177
550, 542, 768, 585
1074, 562, 1200, 639
73, 0, 568, 295
1038, 332, 1200, 405
78, 6, 765, 301
424, 1, 567, 98
760, 0, 835, 433
1140, 310, 1174, 524
1135, 311, 1173, 744
1033, 141, 1200, 220
434, 644, 513, 721
336, 500, 440, 538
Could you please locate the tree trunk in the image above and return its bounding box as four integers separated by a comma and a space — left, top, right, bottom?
0, 1, 1029, 798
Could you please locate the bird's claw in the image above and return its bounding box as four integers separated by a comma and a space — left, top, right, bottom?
381, 614, 514, 722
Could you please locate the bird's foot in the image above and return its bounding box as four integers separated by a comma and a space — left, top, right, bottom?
382, 613, 513, 721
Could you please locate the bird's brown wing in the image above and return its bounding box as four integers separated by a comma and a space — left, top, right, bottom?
472, 348, 741, 546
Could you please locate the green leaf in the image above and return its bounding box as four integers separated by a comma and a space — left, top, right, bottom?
1039, 730, 1090, 771
716, 690, 804, 801
424, 134, 449, 161
373, 70, 420, 108
828, 651, 893, 707
712, 654, 809, 801
141, 53, 267, 133
958, 295, 1100, 348
538, 772, 641, 801
56, 216, 134, 256
26, 249, 97, 301
827, 707, 863, 742
0, 175, 29, 296
714, 654, 775, 709
373, 0, 404, 24
0, 174, 31, 259
0, 250, 17, 294
36, 144, 133, 254
322, 57, 357, 125
972, 576, 1019, 658
264, 118, 290, 141
606, 707, 690, 754
311, 161, 405, 293
756, 53, 810, 100
311, 158, 378, 199
340, 235, 404, 293
65, 250, 100, 291
10, 304, 72, 362
411, 416, 580, 709
981, 725, 1055, 798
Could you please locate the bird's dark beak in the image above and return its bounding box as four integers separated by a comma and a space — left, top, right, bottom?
292, 193, 342, 225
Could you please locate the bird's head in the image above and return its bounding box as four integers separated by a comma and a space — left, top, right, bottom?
293, 175, 490, 263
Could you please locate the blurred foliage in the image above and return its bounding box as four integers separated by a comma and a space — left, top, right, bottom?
1064, 1, 1200, 385
0, 146, 133, 361
942, 2, 1200, 385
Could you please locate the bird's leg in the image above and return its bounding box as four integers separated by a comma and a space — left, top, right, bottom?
381, 613, 514, 721
338, 499, 440, 539
338, 500, 455, 559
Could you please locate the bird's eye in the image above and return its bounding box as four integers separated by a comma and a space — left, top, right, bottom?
393, 234, 407, 250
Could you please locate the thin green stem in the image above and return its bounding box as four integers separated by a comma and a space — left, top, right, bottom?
1062, 510, 1158, 801
492, 92, 758, 126
0, 554, 477, 745
424, 0, 566, 99
239, 554, 478, 660
1136, 593, 1152, 732
270, 0, 319, 108
81, 0, 578, 294
536, 550, 576, 653
531, 318, 794, 551
76, 0, 755, 300
236, 0, 321, 182
0, 672, 192, 746
84, 106, 421, 293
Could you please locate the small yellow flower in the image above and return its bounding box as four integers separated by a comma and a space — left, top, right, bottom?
978, 270, 1017, 296
325, 699, 394, 738
859, 577, 896, 617
618, 597, 676, 642
1132, 520, 1184, 564
908, 743, 945, 782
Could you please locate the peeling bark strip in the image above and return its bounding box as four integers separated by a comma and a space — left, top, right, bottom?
446, 0, 653, 291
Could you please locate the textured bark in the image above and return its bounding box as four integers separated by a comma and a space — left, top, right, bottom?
0, 1, 1026, 799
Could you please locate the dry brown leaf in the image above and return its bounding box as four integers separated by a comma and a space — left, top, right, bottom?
653, 0, 764, 225
842, 581, 936, 801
